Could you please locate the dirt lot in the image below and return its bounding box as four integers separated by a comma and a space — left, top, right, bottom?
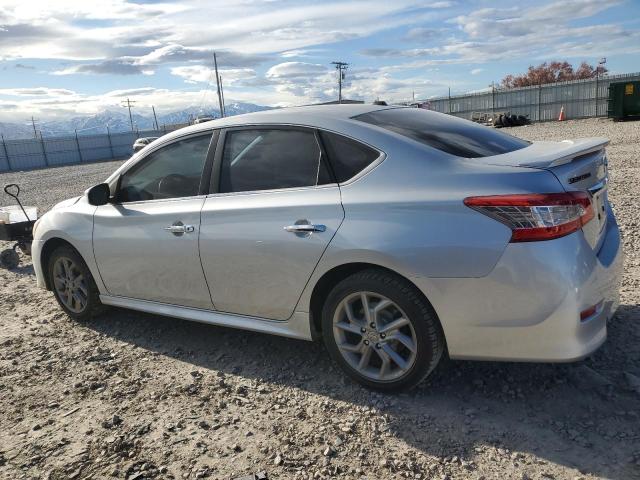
1, 118, 639, 480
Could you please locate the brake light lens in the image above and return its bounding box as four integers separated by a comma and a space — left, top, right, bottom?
464, 192, 594, 242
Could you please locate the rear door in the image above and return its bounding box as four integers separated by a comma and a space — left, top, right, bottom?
93, 132, 215, 309
199, 127, 344, 321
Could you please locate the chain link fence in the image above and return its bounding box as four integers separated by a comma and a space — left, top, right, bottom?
425, 72, 640, 122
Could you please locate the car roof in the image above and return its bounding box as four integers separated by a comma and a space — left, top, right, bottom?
160, 104, 402, 140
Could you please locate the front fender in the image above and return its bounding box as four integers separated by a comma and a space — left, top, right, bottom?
32, 198, 104, 293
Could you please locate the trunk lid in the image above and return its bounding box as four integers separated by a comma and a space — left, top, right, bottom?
476, 137, 610, 250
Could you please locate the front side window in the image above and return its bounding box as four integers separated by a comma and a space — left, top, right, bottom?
118, 134, 211, 202
219, 128, 332, 193
354, 108, 529, 158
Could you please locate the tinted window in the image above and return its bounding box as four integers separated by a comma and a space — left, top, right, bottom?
354, 108, 529, 158
220, 129, 332, 193
118, 134, 211, 202
319, 131, 380, 182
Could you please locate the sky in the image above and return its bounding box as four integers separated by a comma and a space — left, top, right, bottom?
0, 0, 639, 121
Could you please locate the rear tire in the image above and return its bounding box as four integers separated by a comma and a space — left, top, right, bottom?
47, 245, 106, 321
321, 269, 444, 391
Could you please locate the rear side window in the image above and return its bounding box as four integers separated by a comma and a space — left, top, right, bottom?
220, 129, 332, 193
319, 131, 380, 182
354, 108, 529, 158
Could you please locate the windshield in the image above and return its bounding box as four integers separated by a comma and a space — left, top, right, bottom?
354, 108, 529, 158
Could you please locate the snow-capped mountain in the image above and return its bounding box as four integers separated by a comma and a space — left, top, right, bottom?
0, 102, 271, 139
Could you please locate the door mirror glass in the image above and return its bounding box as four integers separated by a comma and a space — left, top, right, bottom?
87, 183, 111, 206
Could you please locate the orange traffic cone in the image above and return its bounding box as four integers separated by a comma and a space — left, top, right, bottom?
558, 106, 565, 121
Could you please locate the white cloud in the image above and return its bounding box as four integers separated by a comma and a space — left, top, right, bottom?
0, 87, 76, 96
171, 65, 257, 85
471, 68, 483, 75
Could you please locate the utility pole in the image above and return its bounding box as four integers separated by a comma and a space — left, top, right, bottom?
152, 106, 159, 130
213, 52, 225, 118
331, 61, 349, 103
121, 97, 136, 132
219, 75, 226, 117
30, 116, 38, 139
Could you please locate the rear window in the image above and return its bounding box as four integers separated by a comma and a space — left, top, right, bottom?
354, 108, 529, 158
319, 131, 380, 182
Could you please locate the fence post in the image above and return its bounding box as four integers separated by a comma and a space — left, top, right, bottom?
75, 129, 83, 163
107, 126, 115, 159
1, 133, 12, 171
40, 132, 49, 167
491, 83, 495, 115
595, 75, 599, 117
537, 84, 542, 122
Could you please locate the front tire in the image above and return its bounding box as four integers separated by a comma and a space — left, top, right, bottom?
47, 245, 105, 321
321, 269, 444, 391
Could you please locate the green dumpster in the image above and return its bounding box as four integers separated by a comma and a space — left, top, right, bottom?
608, 81, 640, 120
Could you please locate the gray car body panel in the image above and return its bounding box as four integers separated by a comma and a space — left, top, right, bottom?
32, 105, 624, 362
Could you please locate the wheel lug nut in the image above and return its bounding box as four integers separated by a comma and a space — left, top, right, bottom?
360, 327, 366, 333
369, 322, 375, 329
380, 333, 386, 339
375, 343, 382, 349
364, 340, 370, 345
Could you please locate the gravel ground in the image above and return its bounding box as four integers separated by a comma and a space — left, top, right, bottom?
1, 118, 639, 480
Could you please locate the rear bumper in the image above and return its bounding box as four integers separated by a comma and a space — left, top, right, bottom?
417, 208, 623, 362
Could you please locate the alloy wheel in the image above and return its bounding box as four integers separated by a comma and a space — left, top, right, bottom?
332, 291, 417, 382
52, 256, 88, 313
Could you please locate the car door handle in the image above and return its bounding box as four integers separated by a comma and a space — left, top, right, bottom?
284, 223, 326, 233
164, 224, 195, 235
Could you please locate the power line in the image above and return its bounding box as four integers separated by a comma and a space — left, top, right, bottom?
331, 61, 349, 103
120, 97, 137, 132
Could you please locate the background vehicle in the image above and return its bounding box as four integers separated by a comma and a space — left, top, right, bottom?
31, 105, 623, 390
132, 136, 159, 153
194, 116, 215, 124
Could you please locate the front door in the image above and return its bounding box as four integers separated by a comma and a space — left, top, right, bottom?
93, 133, 214, 309
200, 127, 344, 320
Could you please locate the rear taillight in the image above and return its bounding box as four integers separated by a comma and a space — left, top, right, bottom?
464, 192, 594, 242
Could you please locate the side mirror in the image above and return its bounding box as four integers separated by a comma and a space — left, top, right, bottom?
87, 183, 111, 206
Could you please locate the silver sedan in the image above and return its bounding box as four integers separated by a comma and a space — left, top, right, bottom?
31, 105, 623, 390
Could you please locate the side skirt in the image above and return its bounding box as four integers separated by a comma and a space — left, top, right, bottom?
99, 295, 313, 341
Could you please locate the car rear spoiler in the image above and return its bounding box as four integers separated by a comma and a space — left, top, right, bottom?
475, 137, 610, 169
